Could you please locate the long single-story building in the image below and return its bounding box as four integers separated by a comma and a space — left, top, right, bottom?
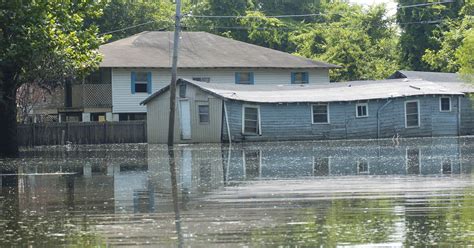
141, 77, 474, 144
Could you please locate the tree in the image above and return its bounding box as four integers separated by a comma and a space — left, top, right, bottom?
397, 0, 464, 71
88, 0, 175, 42
291, 2, 399, 81
0, 0, 107, 157
457, 29, 474, 83
422, 2, 473, 73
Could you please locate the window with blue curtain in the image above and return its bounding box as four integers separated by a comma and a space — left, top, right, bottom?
291, 72, 309, 84
131, 71, 152, 94
235, 72, 254, 84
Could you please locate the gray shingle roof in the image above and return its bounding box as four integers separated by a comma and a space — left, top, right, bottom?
99, 31, 340, 69
141, 78, 464, 105
388, 70, 474, 93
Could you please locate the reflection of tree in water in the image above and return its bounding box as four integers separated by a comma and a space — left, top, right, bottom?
0, 171, 104, 246
404, 188, 474, 246
248, 198, 399, 246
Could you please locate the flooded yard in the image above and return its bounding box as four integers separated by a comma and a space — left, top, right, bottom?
1, 137, 474, 247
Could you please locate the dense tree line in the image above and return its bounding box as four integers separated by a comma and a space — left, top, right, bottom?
1, 0, 472, 157
90, 0, 472, 82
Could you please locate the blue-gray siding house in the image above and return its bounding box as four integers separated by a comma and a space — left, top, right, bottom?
141, 77, 474, 144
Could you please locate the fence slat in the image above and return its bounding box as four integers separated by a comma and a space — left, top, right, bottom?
17, 121, 147, 146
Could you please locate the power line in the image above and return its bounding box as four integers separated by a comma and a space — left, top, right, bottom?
184, 13, 323, 19
397, 0, 455, 9
100, 21, 172, 35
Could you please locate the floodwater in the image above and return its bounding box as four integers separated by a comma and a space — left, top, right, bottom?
1, 137, 474, 247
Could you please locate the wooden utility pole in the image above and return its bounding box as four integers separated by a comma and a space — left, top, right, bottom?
167, 0, 182, 146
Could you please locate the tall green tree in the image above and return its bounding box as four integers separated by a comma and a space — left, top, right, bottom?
87, 0, 175, 42
397, 0, 464, 71
291, 2, 399, 81
0, 0, 107, 157
457, 29, 474, 83
422, 2, 473, 73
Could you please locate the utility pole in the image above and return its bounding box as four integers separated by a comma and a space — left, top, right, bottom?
167, 0, 182, 147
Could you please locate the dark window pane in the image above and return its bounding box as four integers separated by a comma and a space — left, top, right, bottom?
441, 98, 450, 111
179, 84, 186, 98
135, 83, 147, 93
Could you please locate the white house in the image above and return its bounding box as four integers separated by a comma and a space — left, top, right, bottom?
98, 31, 339, 121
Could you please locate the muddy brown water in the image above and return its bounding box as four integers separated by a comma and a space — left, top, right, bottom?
1, 137, 474, 247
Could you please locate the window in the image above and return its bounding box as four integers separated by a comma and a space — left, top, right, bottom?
357, 158, 369, 174
291, 72, 309, 84
131, 72, 151, 94
405, 100, 419, 128
198, 105, 210, 124
179, 84, 186, 98
312, 104, 329, 124
91, 113, 106, 122
440, 97, 451, 112
242, 106, 260, 135
192, 77, 211, 83
119, 113, 146, 121
356, 103, 368, 118
313, 157, 330, 176
406, 148, 420, 175
235, 72, 254, 84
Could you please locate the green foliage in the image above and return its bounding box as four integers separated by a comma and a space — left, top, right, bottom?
422, 2, 474, 73
291, 2, 399, 81
0, 0, 107, 88
457, 28, 474, 83
88, 0, 175, 42
397, 0, 464, 71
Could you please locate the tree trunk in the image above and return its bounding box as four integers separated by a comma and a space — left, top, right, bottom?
0, 71, 19, 157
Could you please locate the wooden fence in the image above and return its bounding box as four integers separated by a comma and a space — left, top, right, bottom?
18, 121, 147, 146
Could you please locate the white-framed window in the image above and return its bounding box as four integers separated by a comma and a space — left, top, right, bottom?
132, 72, 150, 93
356, 103, 369, 118
192, 77, 211, 83
439, 97, 451, 112
312, 103, 329, 124
405, 100, 420, 128
242, 105, 261, 135
198, 104, 210, 124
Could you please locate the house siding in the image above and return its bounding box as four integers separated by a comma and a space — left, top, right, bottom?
146, 84, 223, 144
223, 96, 460, 142
113, 68, 330, 114
460, 96, 474, 135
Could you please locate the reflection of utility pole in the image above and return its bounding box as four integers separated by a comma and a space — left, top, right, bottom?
167, 0, 182, 146
168, 1, 183, 247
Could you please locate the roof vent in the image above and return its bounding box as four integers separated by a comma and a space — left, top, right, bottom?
409, 85, 421, 90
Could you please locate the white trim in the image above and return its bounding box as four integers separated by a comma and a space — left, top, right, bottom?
242, 104, 261, 135
439, 96, 452, 112
197, 103, 210, 125
404, 100, 420, 128
311, 103, 330, 124
355, 103, 369, 118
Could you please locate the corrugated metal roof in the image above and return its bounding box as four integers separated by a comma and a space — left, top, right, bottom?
141, 78, 464, 105
100, 31, 340, 69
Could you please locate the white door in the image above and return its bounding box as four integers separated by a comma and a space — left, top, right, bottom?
179, 100, 192, 140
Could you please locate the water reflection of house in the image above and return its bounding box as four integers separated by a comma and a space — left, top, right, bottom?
224, 138, 464, 182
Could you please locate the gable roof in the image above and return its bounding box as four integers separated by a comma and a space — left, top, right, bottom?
99, 31, 340, 69
141, 78, 463, 105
